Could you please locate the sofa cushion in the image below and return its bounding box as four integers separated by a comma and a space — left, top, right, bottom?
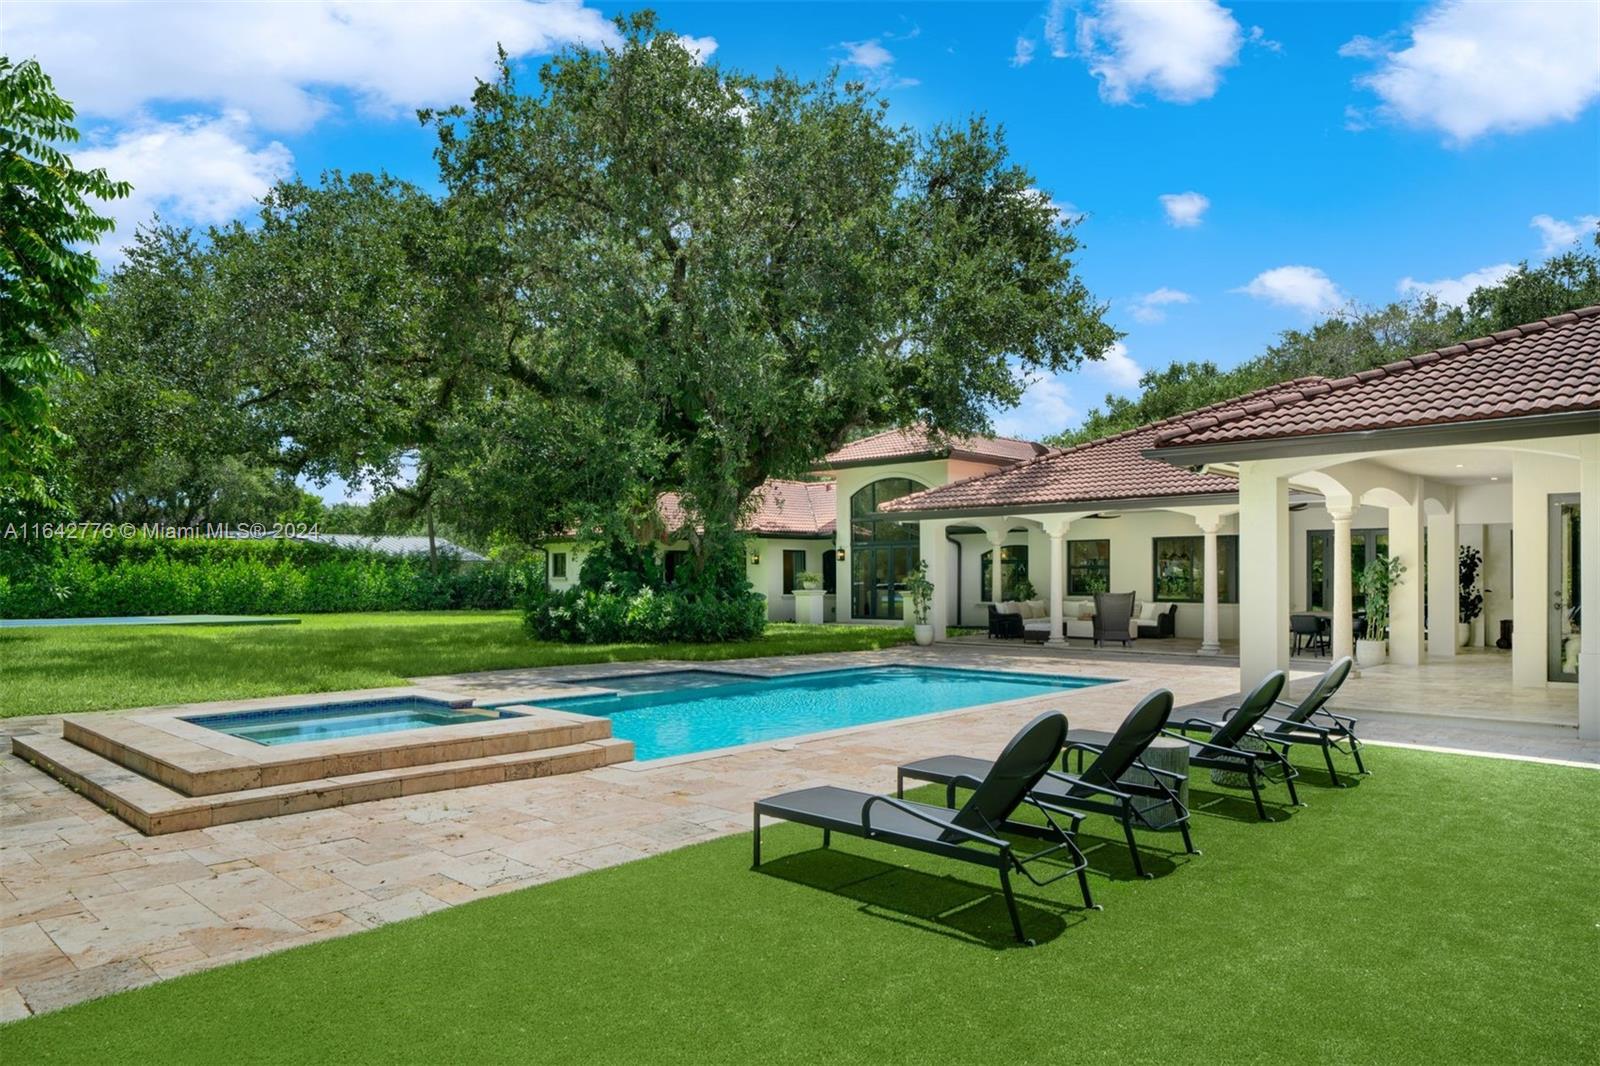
1139, 601, 1161, 622
996, 601, 1022, 616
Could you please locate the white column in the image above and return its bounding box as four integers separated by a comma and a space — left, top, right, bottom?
1196, 514, 1223, 655
1426, 504, 1458, 659
1038, 517, 1072, 645
986, 528, 1007, 604
1238, 463, 1291, 685
1330, 507, 1355, 664
917, 520, 950, 641
1387, 481, 1426, 667
1580, 435, 1599, 741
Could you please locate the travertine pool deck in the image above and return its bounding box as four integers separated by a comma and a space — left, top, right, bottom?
1, 645, 1592, 1020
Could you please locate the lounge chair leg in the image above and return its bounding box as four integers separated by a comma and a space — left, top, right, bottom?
1322, 743, 1344, 787
1121, 811, 1149, 879
896, 771, 904, 799
822, 828, 831, 849
1177, 815, 1198, 856
1284, 764, 1302, 807
1246, 766, 1268, 821
752, 810, 762, 868
1352, 741, 1369, 775
998, 864, 1031, 945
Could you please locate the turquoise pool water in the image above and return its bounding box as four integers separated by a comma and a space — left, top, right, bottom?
533, 665, 1110, 760
186, 698, 525, 746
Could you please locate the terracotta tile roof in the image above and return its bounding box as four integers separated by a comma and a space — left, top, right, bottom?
819, 425, 1049, 468
1154, 306, 1600, 449
659, 479, 836, 537
877, 419, 1240, 515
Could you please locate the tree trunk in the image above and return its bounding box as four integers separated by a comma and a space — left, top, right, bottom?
426, 507, 438, 574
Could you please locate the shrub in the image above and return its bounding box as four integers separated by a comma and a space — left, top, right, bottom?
0, 535, 538, 618
523, 581, 766, 644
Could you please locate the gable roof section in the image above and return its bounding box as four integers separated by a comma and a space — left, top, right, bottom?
819, 426, 1050, 469
1153, 306, 1600, 451
658, 479, 836, 538
876, 419, 1240, 516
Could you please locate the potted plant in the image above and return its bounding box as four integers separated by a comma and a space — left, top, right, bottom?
1356, 554, 1406, 666
1457, 546, 1483, 648
905, 561, 936, 646
1012, 576, 1037, 602
793, 570, 823, 591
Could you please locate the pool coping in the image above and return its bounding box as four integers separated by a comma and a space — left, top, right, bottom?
58, 687, 613, 796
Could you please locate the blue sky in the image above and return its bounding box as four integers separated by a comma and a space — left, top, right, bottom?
10, 0, 1599, 489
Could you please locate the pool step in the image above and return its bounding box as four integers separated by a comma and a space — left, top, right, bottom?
64, 707, 611, 796
12, 734, 634, 835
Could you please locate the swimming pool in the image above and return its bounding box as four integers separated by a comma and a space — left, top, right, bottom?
186, 698, 527, 746
531, 665, 1111, 760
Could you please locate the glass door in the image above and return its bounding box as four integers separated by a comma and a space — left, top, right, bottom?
1549, 495, 1580, 683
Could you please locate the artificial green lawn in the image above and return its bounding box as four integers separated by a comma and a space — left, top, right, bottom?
0, 612, 912, 718
3, 747, 1595, 1064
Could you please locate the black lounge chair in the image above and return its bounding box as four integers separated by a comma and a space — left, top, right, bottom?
1166, 670, 1301, 819
1255, 656, 1366, 786
898, 689, 1196, 881
753, 712, 1096, 945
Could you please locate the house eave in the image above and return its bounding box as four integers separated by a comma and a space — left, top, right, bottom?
1143, 409, 1600, 466
875, 490, 1239, 523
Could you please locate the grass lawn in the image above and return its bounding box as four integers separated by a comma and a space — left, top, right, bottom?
2, 747, 1594, 1064
0, 612, 912, 718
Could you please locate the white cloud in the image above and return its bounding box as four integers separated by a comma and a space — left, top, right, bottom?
1159, 191, 1210, 227
1073, 0, 1243, 104
1043, 0, 1071, 60
1021, 187, 1078, 224
1093, 341, 1143, 389
5, 0, 620, 132
1531, 213, 1600, 254
675, 35, 719, 64
994, 372, 1078, 438
1397, 263, 1515, 307
1235, 266, 1346, 315
76, 112, 293, 258
1344, 0, 1600, 144
1012, 36, 1038, 68
1128, 287, 1194, 323
1245, 26, 1281, 53
840, 39, 895, 71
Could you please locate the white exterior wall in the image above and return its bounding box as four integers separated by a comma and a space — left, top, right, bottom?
1511, 450, 1581, 688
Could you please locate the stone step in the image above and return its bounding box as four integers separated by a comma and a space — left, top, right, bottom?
64, 706, 611, 796
12, 733, 634, 835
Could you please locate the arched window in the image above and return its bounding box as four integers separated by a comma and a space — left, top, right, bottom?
849, 478, 925, 618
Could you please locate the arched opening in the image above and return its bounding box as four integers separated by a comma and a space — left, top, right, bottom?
850, 478, 926, 618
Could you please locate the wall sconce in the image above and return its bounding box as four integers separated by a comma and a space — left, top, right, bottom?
749, 552, 760, 565
835, 547, 846, 562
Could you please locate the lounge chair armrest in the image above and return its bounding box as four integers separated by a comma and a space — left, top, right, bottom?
1042, 771, 1131, 801
1261, 714, 1330, 736
1161, 729, 1254, 760
1172, 717, 1224, 734
1312, 708, 1359, 728
860, 796, 1006, 850
1218, 705, 1243, 721
1132, 761, 1187, 784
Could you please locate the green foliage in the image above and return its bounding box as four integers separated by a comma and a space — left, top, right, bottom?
424, 12, 1114, 583
1357, 554, 1407, 641
0, 57, 130, 505
523, 582, 767, 644
1458, 545, 1484, 624
792, 570, 822, 589
1051, 235, 1600, 447
0, 536, 536, 618
903, 561, 934, 625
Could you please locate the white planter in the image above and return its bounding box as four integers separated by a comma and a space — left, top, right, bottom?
1456, 622, 1471, 648
792, 588, 827, 626
1469, 616, 1484, 648
913, 623, 934, 646
1355, 638, 1388, 667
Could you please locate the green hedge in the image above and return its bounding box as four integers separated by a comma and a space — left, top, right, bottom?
523, 584, 766, 644
0, 538, 536, 618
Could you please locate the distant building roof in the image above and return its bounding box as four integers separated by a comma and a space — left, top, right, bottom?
658, 479, 836, 537
818, 425, 1050, 469
293, 534, 487, 562
1152, 305, 1600, 452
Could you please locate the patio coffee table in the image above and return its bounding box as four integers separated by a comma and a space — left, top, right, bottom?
1063, 728, 1189, 829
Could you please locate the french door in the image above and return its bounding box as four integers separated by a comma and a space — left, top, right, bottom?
1549, 494, 1581, 683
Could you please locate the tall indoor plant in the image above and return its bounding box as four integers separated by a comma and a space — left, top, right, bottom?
1457, 546, 1484, 648
1356, 554, 1406, 666
905, 561, 936, 646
